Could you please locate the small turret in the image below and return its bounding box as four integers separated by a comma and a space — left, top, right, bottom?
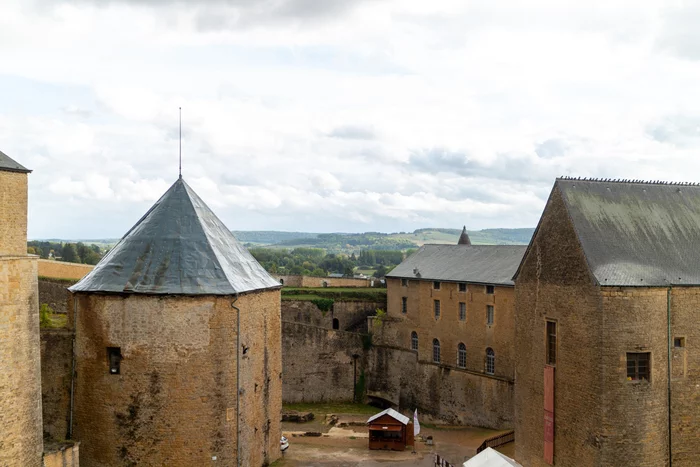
458, 226, 471, 245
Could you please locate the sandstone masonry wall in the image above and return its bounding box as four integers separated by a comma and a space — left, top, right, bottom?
0, 171, 28, 256
38, 260, 93, 281
275, 275, 372, 288
71, 290, 282, 467
282, 321, 366, 403
39, 279, 76, 314
282, 300, 384, 332
0, 255, 43, 467
40, 329, 73, 442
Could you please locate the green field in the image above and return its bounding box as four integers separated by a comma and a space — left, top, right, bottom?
282, 287, 386, 302
283, 402, 378, 415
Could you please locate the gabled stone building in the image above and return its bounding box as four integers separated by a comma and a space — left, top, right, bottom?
371, 231, 525, 428
514, 178, 700, 467
0, 151, 43, 466
68, 177, 282, 467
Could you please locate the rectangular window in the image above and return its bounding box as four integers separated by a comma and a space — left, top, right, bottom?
674, 337, 685, 348
434, 281, 441, 290
627, 352, 650, 381
459, 283, 467, 292
401, 278, 408, 287
401, 297, 407, 314
107, 347, 122, 375
486, 285, 495, 294
459, 302, 466, 321
434, 300, 441, 319
546, 321, 557, 366
486, 305, 494, 325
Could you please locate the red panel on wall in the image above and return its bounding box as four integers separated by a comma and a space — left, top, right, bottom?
544, 365, 554, 465
544, 365, 554, 412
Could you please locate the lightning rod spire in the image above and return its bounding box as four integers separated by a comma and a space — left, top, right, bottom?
179, 107, 182, 179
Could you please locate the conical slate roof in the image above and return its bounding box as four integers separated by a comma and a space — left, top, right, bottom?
458, 226, 471, 245
0, 150, 31, 173
69, 178, 280, 295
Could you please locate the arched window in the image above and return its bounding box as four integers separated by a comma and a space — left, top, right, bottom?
433, 339, 441, 363
332, 318, 339, 330
458, 343, 467, 368
485, 348, 495, 375
322, 281, 329, 288
279, 278, 284, 285
411, 331, 418, 351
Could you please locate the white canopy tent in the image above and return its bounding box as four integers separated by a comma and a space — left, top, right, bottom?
462, 448, 522, 467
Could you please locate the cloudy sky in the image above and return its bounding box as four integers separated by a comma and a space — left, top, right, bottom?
2, 0, 700, 239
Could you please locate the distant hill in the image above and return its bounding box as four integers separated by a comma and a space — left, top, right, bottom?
232, 228, 535, 252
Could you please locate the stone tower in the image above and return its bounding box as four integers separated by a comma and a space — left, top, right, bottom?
0, 150, 43, 466
68, 177, 283, 467
457, 226, 472, 245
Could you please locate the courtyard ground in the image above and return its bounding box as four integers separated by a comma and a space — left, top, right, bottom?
275, 404, 515, 467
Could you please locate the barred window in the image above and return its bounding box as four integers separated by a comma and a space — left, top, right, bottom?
486, 305, 494, 325
458, 343, 467, 368
459, 283, 467, 292
434, 300, 441, 319
546, 321, 557, 365
433, 339, 441, 363
486, 285, 495, 294
459, 302, 466, 321
485, 348, 495, 375
434, 281, 441, 290
627, 352, 650, 381
411, 331, 418, 351
401, 297, 407, 314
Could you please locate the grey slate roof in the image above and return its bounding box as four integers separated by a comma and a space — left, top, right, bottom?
69, 177, 280, 295
0, 150, 31, 173
554, 178, 700, 287
387, 245, 526, 286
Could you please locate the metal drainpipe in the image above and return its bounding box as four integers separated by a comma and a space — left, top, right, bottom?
231, 295, 241, 467
667, 287, 673, 467
68, 296, 77, 439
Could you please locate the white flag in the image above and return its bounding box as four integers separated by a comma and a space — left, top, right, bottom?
413, 409, 420, 437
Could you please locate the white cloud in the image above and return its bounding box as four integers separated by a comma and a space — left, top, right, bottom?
2, 0, 700, 238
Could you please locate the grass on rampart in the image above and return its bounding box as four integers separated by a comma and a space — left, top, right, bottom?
282, 287, 386, 302
283, 402, 378, 416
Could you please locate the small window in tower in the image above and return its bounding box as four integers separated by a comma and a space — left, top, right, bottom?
459, 283, 467, 292
411, 331, 418, 351
332, 318, 340, 330
107, 347, 122, 375
401, 279, 408, 287
626, 352, 650, 381
434, 281, 441, 290
459, 302, 466, 321
546, 321, 557, 366
486, 285, 495, 294
434, 300, 441, 319
401, 297, 408, 314
674, 337, 685, 348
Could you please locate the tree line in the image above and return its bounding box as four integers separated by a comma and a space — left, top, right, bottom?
249, 247, 412, 277
27, 241, 105, 265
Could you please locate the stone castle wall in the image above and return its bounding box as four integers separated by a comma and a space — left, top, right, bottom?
40, 329, 73, 442
282, 300, 384, 332
0, 171, 28, 256
38, 259, 93, 281
275, 275, 372, 288
70, 290, 282, 467
367, 344, 514, 428
282, 321, 367, 403
39, 279, 76, 314
0, 255, 43, 467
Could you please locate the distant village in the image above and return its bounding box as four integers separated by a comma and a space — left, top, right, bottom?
2, 148, 699, 467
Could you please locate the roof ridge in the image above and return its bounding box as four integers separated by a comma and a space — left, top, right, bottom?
557, 176, 700, 186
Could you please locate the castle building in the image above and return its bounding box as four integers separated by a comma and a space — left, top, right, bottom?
514, 178, 700, 467
68, 177, 282, 467
374, 230, 525, 428
0, 151, 43, 466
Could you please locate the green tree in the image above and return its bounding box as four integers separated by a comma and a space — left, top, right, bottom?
61, 243, 79, 263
